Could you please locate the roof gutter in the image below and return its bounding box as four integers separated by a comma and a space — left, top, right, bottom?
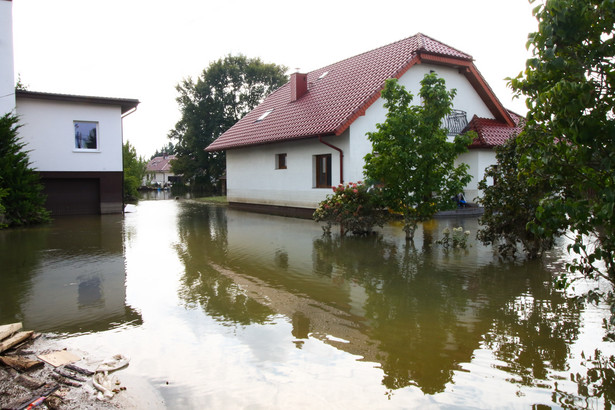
318, 135, 344, 185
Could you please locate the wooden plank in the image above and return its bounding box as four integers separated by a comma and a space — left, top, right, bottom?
0, 331, 33, 353
0, 322, 23, 341
0, 356, 44, 371
37, 350, 79, 367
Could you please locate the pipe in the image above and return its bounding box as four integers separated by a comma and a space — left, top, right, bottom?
318, 135, 343, 185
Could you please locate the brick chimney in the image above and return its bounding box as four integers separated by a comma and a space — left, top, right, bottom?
290, 72, 308, 102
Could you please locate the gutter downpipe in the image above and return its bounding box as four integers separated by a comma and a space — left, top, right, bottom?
318, 135, 344, 185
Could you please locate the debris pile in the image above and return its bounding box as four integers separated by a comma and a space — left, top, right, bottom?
0, 322, 129, 409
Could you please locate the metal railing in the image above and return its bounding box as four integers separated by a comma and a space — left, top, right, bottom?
444, 109, 468, 136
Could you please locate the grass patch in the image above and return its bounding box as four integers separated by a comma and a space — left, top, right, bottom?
193, 196, 228, 204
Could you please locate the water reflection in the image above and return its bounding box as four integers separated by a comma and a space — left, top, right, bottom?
173, 204, 586, 397
0, 215, 142, 334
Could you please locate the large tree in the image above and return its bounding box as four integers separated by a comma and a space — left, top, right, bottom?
0, 113, 50, 228
169, 55, 287, 194
505, 0, 615, 282
363, 75, 473, 240
477, 135, 560, 259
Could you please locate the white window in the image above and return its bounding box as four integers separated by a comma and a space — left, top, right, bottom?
74, 121, 99, 151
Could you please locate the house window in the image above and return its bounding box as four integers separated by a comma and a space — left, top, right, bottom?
315, 154, 332, 188
276, 153, 287, 169
74, 121, 98, 150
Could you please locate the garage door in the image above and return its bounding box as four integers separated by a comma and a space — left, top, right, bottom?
42, 178, 100, 215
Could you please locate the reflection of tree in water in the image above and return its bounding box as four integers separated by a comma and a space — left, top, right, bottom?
312, 234, 582, 395
483, 270, 581, 386
0, 226, 48, 323
174, 203, 274, 325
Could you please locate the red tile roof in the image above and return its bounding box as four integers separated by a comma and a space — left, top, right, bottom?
207, 33, 514, 151
146, 155, 176, 172
466, 111, 523, 148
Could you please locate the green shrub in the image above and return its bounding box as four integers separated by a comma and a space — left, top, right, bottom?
313, 182, 388, 236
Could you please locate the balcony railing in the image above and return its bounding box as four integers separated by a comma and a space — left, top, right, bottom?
444, 109, 468, 136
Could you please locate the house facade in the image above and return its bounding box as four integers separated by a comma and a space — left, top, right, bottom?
144, 154, 177, 186
208, 34, 519, 217
16, 91, 139, 215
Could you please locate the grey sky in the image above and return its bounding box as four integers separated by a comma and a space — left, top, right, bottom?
13, 0, 537, 158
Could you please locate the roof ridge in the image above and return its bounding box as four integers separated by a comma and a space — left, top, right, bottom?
305, 33, 424, 75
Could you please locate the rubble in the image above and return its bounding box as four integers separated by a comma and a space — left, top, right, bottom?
0, 323, 132, 409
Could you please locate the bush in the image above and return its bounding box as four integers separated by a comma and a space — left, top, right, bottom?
313, 182, 388, 236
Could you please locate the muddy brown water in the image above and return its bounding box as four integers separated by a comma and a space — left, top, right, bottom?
1, 199, 613, 408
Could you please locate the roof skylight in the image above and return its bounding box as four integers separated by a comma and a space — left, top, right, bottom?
256, 108, 274, 122
318, 71, 329, 79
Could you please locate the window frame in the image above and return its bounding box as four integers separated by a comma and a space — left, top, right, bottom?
73, 120, 100, 152
314, 154, 332, 188
276, 153, 287, 170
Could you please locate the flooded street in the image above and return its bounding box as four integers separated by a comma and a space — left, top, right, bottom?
1, 199, 613, 408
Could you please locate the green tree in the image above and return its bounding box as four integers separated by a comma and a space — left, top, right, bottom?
507, 0, 615, 282
151, 141, 176, 159
0, 113, 50, 228
363, 75, 473, 240
169, 55, 287, 194
123, 140, 146, 203
477, 135, 559, 259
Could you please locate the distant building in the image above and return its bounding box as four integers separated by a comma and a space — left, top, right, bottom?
144, 154, 178, 186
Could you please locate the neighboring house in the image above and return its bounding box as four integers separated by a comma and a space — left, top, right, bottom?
1, 0, 139, 215
144, 154, 177, 186
16, 90, 139, 215
207, 33, 520, 217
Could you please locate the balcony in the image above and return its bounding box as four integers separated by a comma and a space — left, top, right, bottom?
444, 109, 468, 136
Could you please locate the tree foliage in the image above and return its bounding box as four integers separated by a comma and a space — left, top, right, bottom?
477, 135, 559, 258
123, 140, 146, 203
169, 55, 287, 194
363, 75, 473, 240
151, 141, 176, 159
0, 113, 50, 228
506, 0, 615, 281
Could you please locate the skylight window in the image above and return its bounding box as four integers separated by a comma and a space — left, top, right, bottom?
318, 71, 329, 79
256, 109, 274, 122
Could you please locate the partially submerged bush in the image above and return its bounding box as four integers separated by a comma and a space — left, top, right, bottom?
313, 182, 388, 236
437, 226, 470, 249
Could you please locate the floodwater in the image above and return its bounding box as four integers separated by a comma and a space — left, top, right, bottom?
1, 199, 613, 409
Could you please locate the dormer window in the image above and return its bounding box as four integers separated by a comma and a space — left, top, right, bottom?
256, 109, 274, 122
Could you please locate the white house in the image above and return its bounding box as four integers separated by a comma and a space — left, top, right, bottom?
16, 90, 139, 215
1, 0, 139, 215
144, 154, 177, 186
207, 34, 520, 217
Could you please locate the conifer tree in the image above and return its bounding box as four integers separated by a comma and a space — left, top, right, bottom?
0, 113, 50, 228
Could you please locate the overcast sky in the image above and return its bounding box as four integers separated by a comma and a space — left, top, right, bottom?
12, 0, 538, 158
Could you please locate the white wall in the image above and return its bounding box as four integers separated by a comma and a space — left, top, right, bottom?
456, 149, 497, 201
16, 98, 124, 172
0, 0, 15, 115
227, 136, 347, 208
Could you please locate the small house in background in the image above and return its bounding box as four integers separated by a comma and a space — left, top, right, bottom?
207, 33, 520, 217
144, 154, 177, 187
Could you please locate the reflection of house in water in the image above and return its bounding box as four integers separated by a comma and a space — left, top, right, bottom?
219, 210, 499, 393
20, 215, 142, 334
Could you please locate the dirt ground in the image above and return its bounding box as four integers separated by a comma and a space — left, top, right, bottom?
0, 334, 165, 409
